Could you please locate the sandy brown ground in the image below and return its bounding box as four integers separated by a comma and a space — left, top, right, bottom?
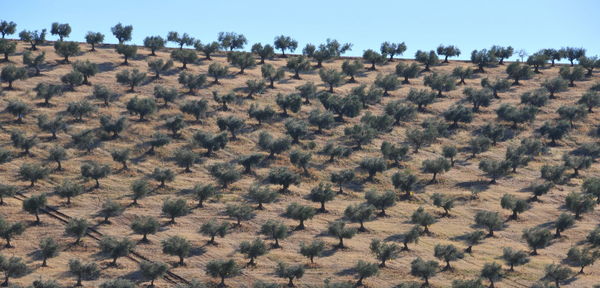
0, 41, 599, 287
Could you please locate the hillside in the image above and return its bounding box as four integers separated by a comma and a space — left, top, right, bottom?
0, 39, 599, 288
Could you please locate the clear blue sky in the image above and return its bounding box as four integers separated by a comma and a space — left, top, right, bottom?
5, 0, 600, 61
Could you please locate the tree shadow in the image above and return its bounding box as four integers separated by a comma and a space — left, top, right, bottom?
455, 180, 491, 192
97, 62, 117, 73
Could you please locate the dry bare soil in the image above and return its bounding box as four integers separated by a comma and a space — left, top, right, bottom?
0, 41, 599, 288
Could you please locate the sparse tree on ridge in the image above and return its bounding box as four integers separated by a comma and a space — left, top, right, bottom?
381, 42, 407, 61
274, 35, 298, 57
437, 44, 461, 63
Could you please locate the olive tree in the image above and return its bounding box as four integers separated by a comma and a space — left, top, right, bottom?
410, 257, 438, 287
500, 194, 529, 220
479, 159, 510, 184
365, 190, 396, 217
286, 56, 311, 79
85, 32, 104, 51
115, 44, 137, 65
251, 43, 275, 64
54, 41, 79, 63
68, 259, 99, 286
491, 45, 514, 64
422, 157, 451, 182
20, 163, 49, 188
564, 47, 586, 66
527, 52, 549, 73
127, 97, 156, 121
1, 64, 27, 89
566, 246, 599, 274
116, 69, 146, 92
205, 259, 241, 287
65, 218, 89, 245
227, 51, 255, 74
434, 244, 464, 271
80, 161, 110, 188
194, 41, 220, 60
190, 183, 217, 208
578, 91, 600, 112
0, 217, 25, 248
268, 166, 300, 193
99, 199, 124, 224
99, 236, 135, 265
411, 206, 437, 234
431, 193, 455, 217
300, 240, 325, 264
453, 66, 473, 85
0, 20, 17, 38
395, 62, 420, 84
475, 210, 503, 237
139, 260, 168, 287
481, 77, 510, 99
319, 68, 344, 93
353, 261, 379, 286
178, 71, 206, 94
342, 59, 363, 82
285, 202, 315, 230
38, 237, 59, 267
463, 230, 485, 254
141, 35, 165, 56
218, 32, 246, 51
0, 39, 16, 61
415, 50, 439, 71
22, 50, 44, 75
501, 247, 529, 271
130, 216, 159, 242
506, 62, 533, 85
199, 218, 229, 245
161, 235, 191, 266
171, 49, 197, 69
167, 31, 195, 49
578, 55, 600, 76
148, 58, 174, 81
274, 35, 298, 57
330, 169, 354, 194
260, 220, 288, 248
275, 262, 304, 287
162, 198, 189, 224
565, 192, 594, 219
362, 49, 386, 70
522, 227, 552, 255
239, 238, 267, 266
208, 62, 228, 84
554, 213, 575, 238
54, 180, 82, 205
470, 49, 497, 72
209, 162, 241, 188
261, 63, 285, 88
19, 29, 46, 50
111, 23, 132, 44
225, 203, 256, 227
424, 72, 456, 97
437, 44, 461, 63
480, 262, 503, 288
559, 66, 585, 87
